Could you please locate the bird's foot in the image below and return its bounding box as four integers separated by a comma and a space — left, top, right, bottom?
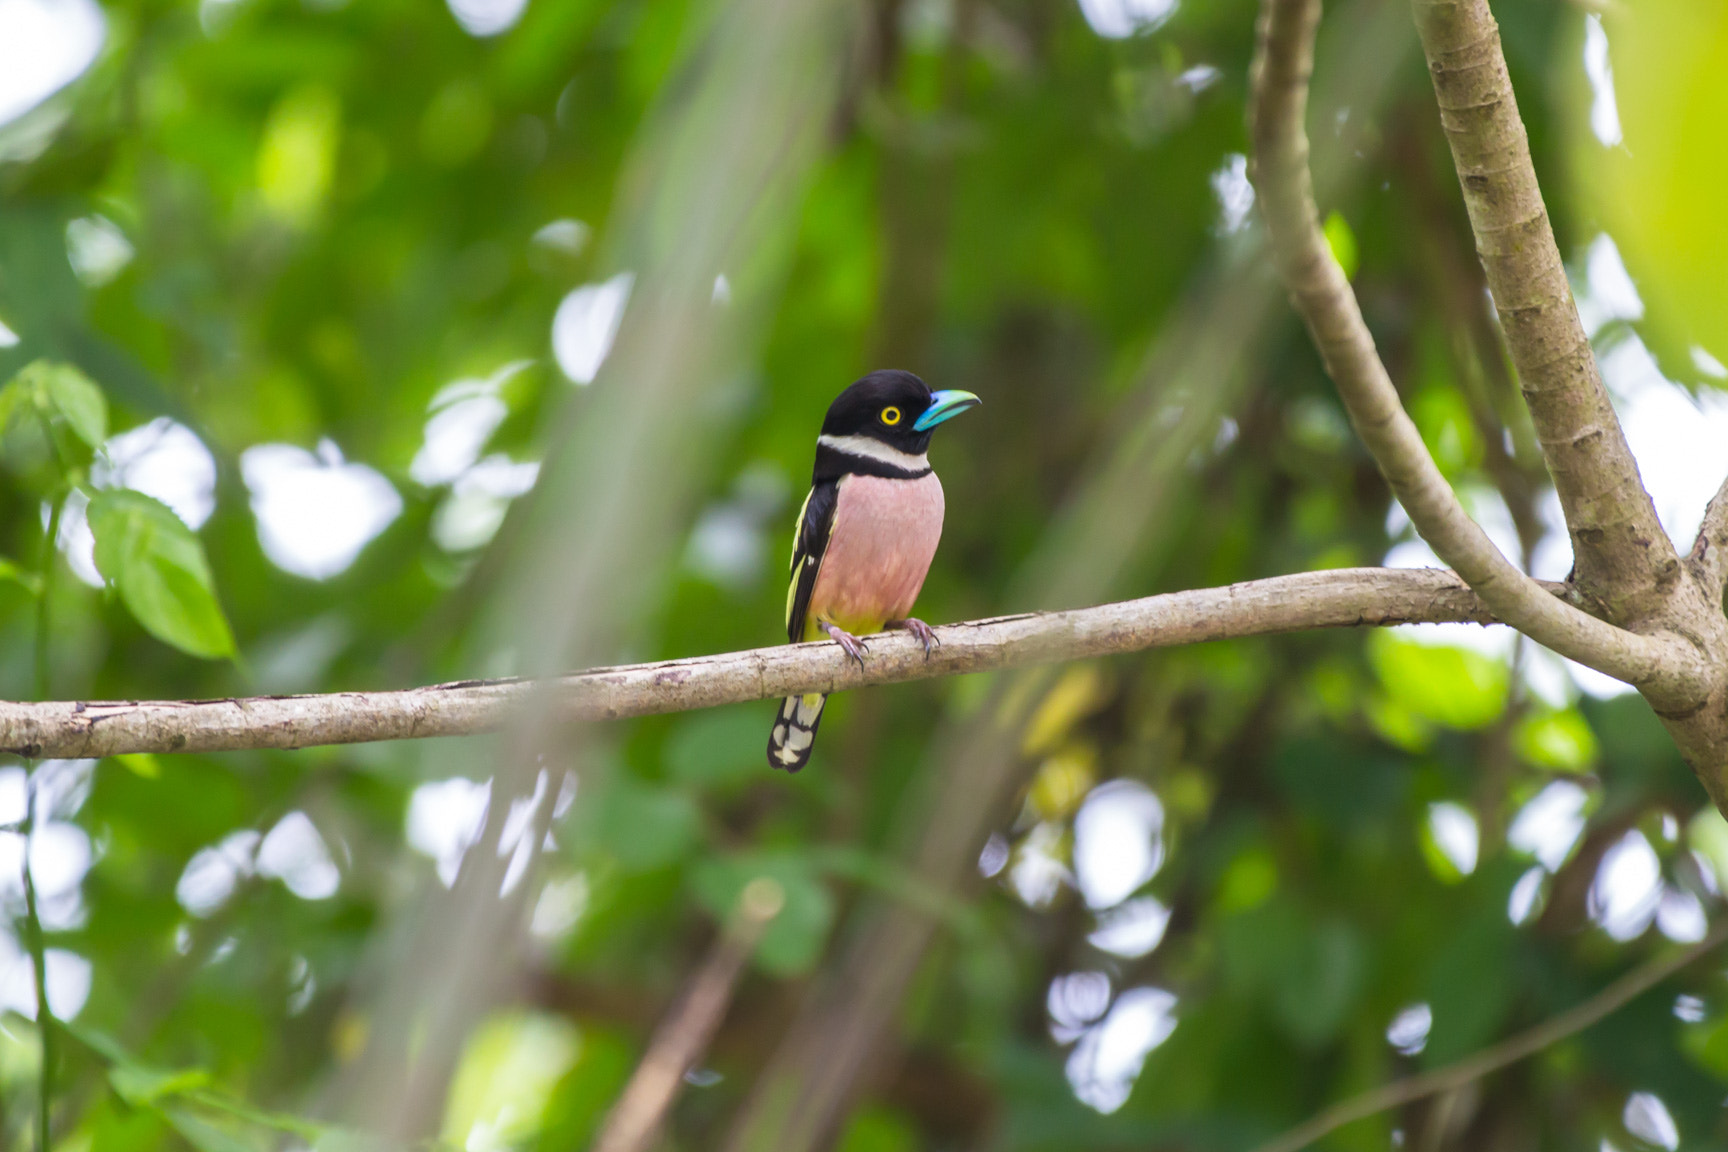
887, 617, 939, 658
820, 621, 869, 668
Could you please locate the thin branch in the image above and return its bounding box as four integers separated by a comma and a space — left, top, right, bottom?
21, 774, 54, 1152
591, 880, 783, 1152
1693, 474, 1728, 596
1252, 919, 1728, 1152
1245, 0, 1694, 698
1409, 0, 1676, 621
36, 496, 64, 702
27, 492, 62, 1150
1, 568, 1583, 760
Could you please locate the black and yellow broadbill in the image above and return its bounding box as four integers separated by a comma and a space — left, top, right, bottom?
767, 370, 981, 771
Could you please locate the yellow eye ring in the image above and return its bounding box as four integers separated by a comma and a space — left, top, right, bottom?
881, 406, 902, 425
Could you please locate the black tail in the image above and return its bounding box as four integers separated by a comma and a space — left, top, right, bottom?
767, 693, 828, 772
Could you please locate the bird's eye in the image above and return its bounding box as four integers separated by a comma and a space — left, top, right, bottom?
881, 406, 902, 426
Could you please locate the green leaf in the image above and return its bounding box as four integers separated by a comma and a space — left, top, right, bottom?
535, 1027, 635, 1151
1218, 899, 1304, 998
441, 1012, 579, 1150
1513, 709, 1599, 773
7, 358, 108, 448
837, 1107, 919, 1152
0, 378, 29, 437
1270, 916, 1365, 1048
88, 488, 235, 659
0, 556, 42, 596
111, 1063, 214, 1106
1214, 843, 1279, 914
590, 775, 701, 872
1419, 802, 1477, 884
691, 850, 834, 976
1689, 807, 1728, 893
1369, 633, 1509, 731
664, 707, 768, 791
1323, 210, 1358, 281
1683, 1008, 1728, 1079
813, 845, 983, 937
67, 1024, 214, 1109
1573, 2, 1728, 376
1364, 692, 1433, 752
159, 1107, 266, 1152
1423, 908, 1515, 1065
40, 360, 108, 448
67, 1024, 335, 1144
115, 752, 162, 778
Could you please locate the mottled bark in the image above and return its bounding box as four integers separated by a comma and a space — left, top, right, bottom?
1409, 0, 1677, 624
1693, 475, 1728, 596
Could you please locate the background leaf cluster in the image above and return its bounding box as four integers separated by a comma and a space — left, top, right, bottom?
0, 0, 1725, 1149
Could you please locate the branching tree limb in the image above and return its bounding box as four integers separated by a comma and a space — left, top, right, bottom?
1253, 920, 1728, 1152
1247, 0, 1691, 696
1694, 475, 1728, 596
0, 568, 1554, 760
1248, 0, 1728, 807
1408, 0, 1675, 623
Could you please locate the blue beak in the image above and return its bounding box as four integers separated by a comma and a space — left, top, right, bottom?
913, 390, 982, 431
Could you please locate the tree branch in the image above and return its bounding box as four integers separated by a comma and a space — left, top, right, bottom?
1252, 919, 1728, 1152
1408, 0, 1677, 621
1693, 474, 1728, 596
592, 880, 783, 1152
1, 568, 1562, 759
1246, 0, 1694, 697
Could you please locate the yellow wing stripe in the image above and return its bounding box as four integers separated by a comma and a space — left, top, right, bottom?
785, 556, 803, 632
784, 485, 816, 635
788, 488, 814, 575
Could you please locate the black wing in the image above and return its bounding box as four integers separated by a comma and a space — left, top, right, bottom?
784, 479, 840, 643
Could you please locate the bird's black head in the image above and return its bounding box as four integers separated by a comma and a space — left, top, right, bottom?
819, 370, 981, 457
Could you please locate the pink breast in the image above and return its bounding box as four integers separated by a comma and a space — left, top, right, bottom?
808, 472, 945, 635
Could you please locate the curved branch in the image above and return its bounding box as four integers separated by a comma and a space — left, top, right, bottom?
1246, 0, 1691, 695
1409, 0, 1677, 620
4, 568, 1549, 759
1252, 918, 1728, 1152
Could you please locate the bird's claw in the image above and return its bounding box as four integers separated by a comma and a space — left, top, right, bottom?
889, 617, 939, 659
821, 622, 870, 668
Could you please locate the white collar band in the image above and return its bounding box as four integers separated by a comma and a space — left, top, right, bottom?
817, 434, 930, 473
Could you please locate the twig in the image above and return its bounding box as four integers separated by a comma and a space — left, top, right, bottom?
1251, 919, 1728, 1152
591, 880, 784, 1152
1409, 0, 1676, 619
0, 567, 1592, 759
1245, 0, 1695, 698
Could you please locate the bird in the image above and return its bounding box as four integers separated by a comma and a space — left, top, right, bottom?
767, 370, 981, 772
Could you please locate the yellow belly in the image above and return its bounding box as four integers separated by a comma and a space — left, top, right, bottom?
802, 607, 886, 641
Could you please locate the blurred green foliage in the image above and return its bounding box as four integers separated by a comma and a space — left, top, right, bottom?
1576, 0, 1728, 382
0, 0, 1725, 1149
